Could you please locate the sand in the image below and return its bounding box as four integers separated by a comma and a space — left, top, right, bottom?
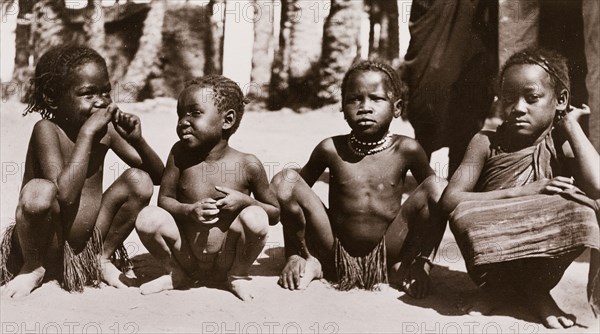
1, 99, 598, 333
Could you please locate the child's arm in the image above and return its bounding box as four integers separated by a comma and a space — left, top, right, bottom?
109, 106, 164, 184
215, 155, 280, 225
403, 137, 436, 183
556, 105, 600, 198
158, 145, 219, 224
441, 132, 578, 214
34, 106, 114, 206
298, 139, 330, 187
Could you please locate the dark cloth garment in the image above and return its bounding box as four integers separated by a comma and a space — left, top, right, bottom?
404, 0, 496, 174
449, 130, 600, 311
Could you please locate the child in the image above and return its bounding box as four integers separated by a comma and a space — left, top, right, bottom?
0, 45, 165, 297
270, 61, 447, 296
134, 75, 279, 301
441, 48, 600, 329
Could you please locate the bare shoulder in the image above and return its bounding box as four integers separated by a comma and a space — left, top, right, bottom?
392, 135, 424, 153
469, 130, 494, 152
32, 118, 58, 134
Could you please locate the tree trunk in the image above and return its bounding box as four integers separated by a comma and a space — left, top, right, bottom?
120, 0, 166, 102
317, 0, 363, 105
249, 0, 274, 101
368, 0, 398, 62
268, 0, 292, 109
9, 0, 34, 102
82, 0, 107, 63
205, 0, 225, 75
31, 0, 67, 62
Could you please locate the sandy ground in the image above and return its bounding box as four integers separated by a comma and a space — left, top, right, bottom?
0, 99, 598, 333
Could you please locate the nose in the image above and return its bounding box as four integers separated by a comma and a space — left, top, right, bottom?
511, 98, 527, 116
178, 118, 191, 128
93, 95, 111, 108
358, 99, 374, 114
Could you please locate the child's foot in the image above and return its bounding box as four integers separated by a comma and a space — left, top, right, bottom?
228, 274, 254, 301
278, 255, 322, 290
140, 265, 196, 295
525, 290, 575, 329
458, 288, 511, 316
1, 266, 46, 298
140, 275, 174, 295
101, 259, 129, 289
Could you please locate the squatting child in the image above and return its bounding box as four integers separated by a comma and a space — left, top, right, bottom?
0, 45, 165, 297
135, 75, 279, 301
441, 48, 600, 329
271, 61, 447, 296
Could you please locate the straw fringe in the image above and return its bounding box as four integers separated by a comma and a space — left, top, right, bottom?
61, 227, 103, 292
334, 237, 388, 291
0, 223, 21, 286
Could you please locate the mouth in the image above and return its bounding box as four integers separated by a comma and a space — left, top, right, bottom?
513, 119, 529, 126
357, 119, 376, 126
179, 132, 194, 140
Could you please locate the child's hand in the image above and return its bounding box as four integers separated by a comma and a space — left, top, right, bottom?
187, 198, 220, 224
81, 104, 117, 138
556, 104, 591, 125
112, 107, 143, 144
215, 186, 252, 215
522, 176, 577, 195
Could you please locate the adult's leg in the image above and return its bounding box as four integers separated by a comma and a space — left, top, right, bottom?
271, 169, 334, 289
2, 179, 58, 298
387, 175, 447, 298
85, 168, 154, 288
135, 206, 200, 294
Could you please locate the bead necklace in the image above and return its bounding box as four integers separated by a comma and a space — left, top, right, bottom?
348, 132, 393, 156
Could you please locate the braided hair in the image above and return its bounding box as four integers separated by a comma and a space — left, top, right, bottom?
24, 45, 107, 119
184, 75, 248, 138
341, 60, 407, 106
500, 47, 571, 102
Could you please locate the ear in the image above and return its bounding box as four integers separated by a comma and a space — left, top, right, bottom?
393, 98, 403, 118
222, 109, 236, 130
43, 93, 57, 110
555, 88, 569, 111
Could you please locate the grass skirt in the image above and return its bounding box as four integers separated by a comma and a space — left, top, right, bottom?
0, 223, 132, 292
334, 237, 388, 291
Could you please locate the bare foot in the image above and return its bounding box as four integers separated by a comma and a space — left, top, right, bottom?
278, 255, 322, 290
228, 275, 254, 301
458, 288, 511, 316
140, 275, 174, 295
140, 265, 196, 295
101, 259, 129, 289
1, 266, 46, 298
526, 290, 576, 329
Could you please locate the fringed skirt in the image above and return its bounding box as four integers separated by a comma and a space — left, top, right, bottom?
0, 223, 132, 292
334, 237, 388, 291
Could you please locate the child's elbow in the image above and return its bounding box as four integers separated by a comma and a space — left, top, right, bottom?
439, 192, 457, 216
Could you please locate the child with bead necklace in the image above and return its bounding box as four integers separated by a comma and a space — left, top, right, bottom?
271, 61, 447, 296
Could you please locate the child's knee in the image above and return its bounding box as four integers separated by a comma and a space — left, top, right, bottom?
135, 206, 168, 235
17, 179, 57, 216
121, 168, 154, 201
238, 206, 269, 237
272, 169, 300, 205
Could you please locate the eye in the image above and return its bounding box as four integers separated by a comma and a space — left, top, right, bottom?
191, 110, 202, 116
525, 95, 540, 103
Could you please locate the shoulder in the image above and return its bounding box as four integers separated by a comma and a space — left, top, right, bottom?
392, 135, 423, 153
469, 130, 494, 150
32, 119, 58, 133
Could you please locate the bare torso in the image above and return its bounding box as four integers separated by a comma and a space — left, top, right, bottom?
326, 135, 409, 254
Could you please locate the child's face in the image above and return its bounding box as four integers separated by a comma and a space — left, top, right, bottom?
500, 64, 563, 139
176, 86, 224, 149
56, 61, 111, 126
342, 71, 400, 138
